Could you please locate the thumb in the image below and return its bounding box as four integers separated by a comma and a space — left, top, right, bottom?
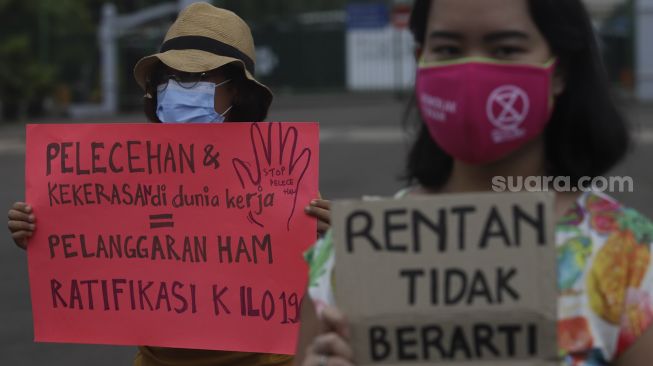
320, 305, 350, 340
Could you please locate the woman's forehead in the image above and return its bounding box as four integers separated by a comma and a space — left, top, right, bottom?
427, 0, 536, 34
161, 64, 225, 76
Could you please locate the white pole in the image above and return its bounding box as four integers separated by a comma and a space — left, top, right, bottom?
100, 3, 118, 114
636, 0, 653, 101
71, 2, 180, 117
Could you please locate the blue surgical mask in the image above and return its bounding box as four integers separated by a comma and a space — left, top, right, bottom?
156, 79, 232, 123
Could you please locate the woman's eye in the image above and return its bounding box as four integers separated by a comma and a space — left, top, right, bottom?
432, 46, 461, 57
493, 46, 524, 58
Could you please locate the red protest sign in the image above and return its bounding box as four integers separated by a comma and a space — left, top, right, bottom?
25, 122, 319, 354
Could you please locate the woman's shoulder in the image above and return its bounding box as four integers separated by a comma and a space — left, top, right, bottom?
557, 191, 653, 362
563, 191, 653, 240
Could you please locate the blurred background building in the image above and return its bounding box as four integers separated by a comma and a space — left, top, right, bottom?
0, 0, 650, 121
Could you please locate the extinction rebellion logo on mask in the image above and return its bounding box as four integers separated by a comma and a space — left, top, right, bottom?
486, 85, 529, 143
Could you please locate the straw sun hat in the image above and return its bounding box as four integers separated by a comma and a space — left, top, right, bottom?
133, 2, 272, 111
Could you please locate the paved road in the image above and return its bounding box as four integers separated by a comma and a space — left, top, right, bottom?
1, 93, 652, 365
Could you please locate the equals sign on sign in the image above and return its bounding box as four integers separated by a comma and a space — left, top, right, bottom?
150, 214, 174, 229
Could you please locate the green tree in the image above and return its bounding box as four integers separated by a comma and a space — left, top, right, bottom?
0, 0, 96, 120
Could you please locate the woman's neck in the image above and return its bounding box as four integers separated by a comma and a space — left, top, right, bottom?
439, 137, 547, 194
417, 137, 581, 220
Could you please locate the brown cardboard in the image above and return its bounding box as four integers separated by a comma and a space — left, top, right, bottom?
332, 192, 557, 365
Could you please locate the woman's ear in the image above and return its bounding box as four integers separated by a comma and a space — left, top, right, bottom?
230, 80, 240, 103
414, 46, 423, 61
143, 85, 161, 123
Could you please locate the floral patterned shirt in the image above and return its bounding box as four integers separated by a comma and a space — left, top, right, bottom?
304, 191, 653, 365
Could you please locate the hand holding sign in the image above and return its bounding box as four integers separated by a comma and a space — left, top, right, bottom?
232, 123, 312, 230
305, 305, 354, 366
7, 202, 35, 249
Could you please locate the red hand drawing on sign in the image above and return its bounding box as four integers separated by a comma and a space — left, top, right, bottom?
232, 123, 312, 230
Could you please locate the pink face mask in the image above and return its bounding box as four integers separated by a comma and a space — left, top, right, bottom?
415, 58, 557, 165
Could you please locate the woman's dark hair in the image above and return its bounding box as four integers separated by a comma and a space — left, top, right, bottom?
143, 62, 270, 123
406, 0, 630, 189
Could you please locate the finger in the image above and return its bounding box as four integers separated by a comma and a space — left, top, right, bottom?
12, 230, 32, 238
305, 206, 331, 224
12, 202, 32, 213
12, 231, 31, 249
310, 199, 331, 210
317, 220, 330, 235
13, 240, 28, 250
313, 333, 354, 360
321, 306, 351, 340
306, 353, 354, 366
8, 220, 35, 232
8, 209, 34, 223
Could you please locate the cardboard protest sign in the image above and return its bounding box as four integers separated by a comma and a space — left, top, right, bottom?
25, 122, 319, 354
332, 192, 557, 366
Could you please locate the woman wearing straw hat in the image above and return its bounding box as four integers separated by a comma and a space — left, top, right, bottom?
7, 2, 330, 365
133, 2, 274, 125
